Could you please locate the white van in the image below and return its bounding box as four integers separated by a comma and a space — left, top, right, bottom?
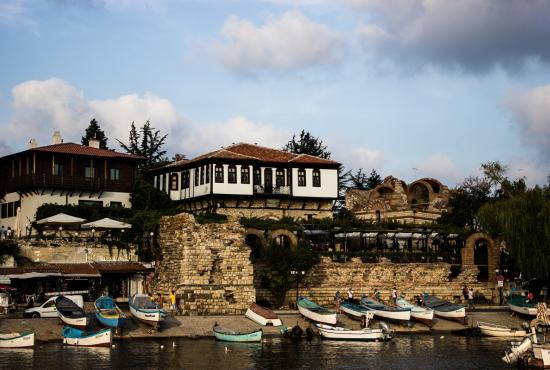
23, 295, 84, 318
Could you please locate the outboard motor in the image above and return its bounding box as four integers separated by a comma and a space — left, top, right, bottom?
379, 321, 394, 340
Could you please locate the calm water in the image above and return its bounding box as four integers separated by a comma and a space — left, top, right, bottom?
0, 335, 514, 370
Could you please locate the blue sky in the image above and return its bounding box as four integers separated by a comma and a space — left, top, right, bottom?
1, 0, 550, 186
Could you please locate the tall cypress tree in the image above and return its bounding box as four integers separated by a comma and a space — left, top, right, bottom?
82, 118, 108, 149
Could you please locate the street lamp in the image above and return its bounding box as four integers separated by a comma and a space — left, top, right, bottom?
290, 270, 306, 307
58, 226, 63, 239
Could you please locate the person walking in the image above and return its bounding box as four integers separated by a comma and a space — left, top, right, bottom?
335, 290, 341, 312
468, 287, 475, 309
169, 289, 177, 315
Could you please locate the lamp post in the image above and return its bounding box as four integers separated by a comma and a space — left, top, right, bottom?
290, 270, 306, 307
58, 226, 63, 239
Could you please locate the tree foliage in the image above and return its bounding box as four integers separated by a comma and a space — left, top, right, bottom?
283, 130, 331, 159
81, 118, 108, 149
117, 121, 168, 169
344, 168, 382, 190
478, 186, 550, 280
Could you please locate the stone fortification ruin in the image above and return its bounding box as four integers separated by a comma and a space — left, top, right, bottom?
153, 213, 255, 315
346, 176, 450, 224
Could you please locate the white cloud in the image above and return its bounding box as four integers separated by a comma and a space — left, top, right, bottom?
352, 0, 550, 73
182, 116, 289, 154
214, 10, 344, 73
6, 78, 189, 153
507, 85, 550, 160
412, 154, 462, 184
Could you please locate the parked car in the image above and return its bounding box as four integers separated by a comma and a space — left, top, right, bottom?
23, 295, 83, 318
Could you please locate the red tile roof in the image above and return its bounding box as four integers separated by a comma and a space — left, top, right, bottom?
30, 143, 144, 160
157, 143, 339, 171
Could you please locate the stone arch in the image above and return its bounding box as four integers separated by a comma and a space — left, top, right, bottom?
245, 228, 267, 248
373, 185, 394, 200
462, 232, 499, 282
268, 229, 298, 248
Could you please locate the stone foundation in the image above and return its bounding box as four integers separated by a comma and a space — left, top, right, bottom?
256, 257, 495, 306
18, 240, 137, 263
153, 213, 255, 315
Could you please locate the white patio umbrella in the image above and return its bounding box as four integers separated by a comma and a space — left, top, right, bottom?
36, 213, 86, 225
14, 207, 21, 238
81, 218, 132, 230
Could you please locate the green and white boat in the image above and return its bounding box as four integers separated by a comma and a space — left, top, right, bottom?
297, 297, 337, 325
212, 324, 262, 342
507, 296, 538, 316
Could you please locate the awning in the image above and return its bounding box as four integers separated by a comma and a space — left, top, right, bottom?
412, 233, 425, 239
395, 232, 413, 238
36, 213, 86, 225
334, 233, 346, 239
81, 218, 132, 230
384, 233, 396, 238
346, 232, 361, 238
7, 272, 63, 279
304, 230, 329, 236
363, 232, 379, 238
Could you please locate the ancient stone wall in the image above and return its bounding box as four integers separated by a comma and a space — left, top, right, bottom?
153, 213, 255, 315
256, 257, 494, 306
18, 240, 137, 263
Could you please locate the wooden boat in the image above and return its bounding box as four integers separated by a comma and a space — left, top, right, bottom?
95, 296, 125, 331
396, 297, 434, 326
297, 297, 337, 325
212, 324, 262, 342
315, 323, 392, 341
128, 294, 166, 329
0, 332, 35, 348
245, 303, 282, 327
476, 321, 527, 337
56, 296, 88, 329
507, 296, 538, 316
423, 296, 466, 324
62, 326, 112, 347
340, 302, 375, 323
360, 297, 411, 322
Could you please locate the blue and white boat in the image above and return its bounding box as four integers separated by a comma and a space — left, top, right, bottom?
62, 326, 112, 347
360, 297, 411, 322
95, 296, 125, 331
128, 294, 166, 330
340, 302, 375, 322
213, 324, 262, 342
297, 297, 337, 325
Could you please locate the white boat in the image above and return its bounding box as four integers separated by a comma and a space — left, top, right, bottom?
531, 343, 550, 368
396, 297, 434, 326
128, 294, 166, 330
340, 302, 375, 323
62, 327, 112, 347
0, 332, 35, 348
423, 296, 466, 324
56, 296, 88, 329
245, 303, 282, 327
360, 297, 411, 322
297, 297, 337, 325
315, 323, 392, 341
476, 321, 527, 337
507, 296, 538, 316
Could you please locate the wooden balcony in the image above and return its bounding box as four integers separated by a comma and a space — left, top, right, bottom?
2, 174, 133, 194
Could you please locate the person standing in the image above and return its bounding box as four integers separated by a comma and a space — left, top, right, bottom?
0, 226, 5, 240
347, 288, 354, 303
335, 291, 341, 312
391, 288, 398, 305
169, 289, 176, 315
462, 286, 468, 304
468, 287, 475, 309
372, 289, 381, 301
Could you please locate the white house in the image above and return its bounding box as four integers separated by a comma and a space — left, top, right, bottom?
151, 143, 341, 220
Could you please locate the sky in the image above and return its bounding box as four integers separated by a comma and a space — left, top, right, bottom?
1, 0, 550, 187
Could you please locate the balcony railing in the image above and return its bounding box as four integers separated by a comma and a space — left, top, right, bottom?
253, 185, 291, 195
3, 174, 133, 193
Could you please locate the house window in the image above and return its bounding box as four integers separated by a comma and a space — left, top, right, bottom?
195, 168, 199, 186
205, 165, 210, 183
0, 204, 6, 219
84, 167, 95, 178
78, 200, 103, 207
170, 173, 178, 191
200, 166, 204, 185
253, 168, 261, 185
241, 166, 250, 184
287, 169, 292, 187
228, 165, 237, 184
53, 163, 64, 176
276, 169, 285, 187
7, 203, 14, 218
159, 174, 164, 191
298, 169, 306, 187
312, 169, 321, 187
110, 168, 120, 181
215, 165, 224, 183
110, 201, 123, 209
181, 170, 190, 189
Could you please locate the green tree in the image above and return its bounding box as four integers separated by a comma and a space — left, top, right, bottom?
366, 169, 383, 190
117, 121, 168, 169
478, 186, 550, 280
81, 118, 108, 149
481, 161, 526, 199
283, 130, 331, 159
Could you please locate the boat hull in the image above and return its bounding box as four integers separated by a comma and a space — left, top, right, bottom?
95, 312, 125, 330
95, 297, 125, 329
63, 328, 112, 347
213, 328, 262, 342
508, 303, 538, 316
395, 298, 434, 326
340, 303, 375, 322
0, 332, 35, 348
478, 326, 527, 337
315, 324, 391, 341
369, 308, 411, 322
245, 308, 282, 327
297, 304, 337, 325
129, 305, 165, 328
59, 314, 88, 329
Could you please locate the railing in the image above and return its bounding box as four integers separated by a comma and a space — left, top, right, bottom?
253, 185, 291, 195
3, 174, 133, 193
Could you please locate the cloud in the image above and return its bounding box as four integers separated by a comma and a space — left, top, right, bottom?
352, 0, 550, 73
507, 84, 550, 161
412, 154, 462, 184
182, 116, 289, 154
6, 78, 189, 153
214, 10, 344, 73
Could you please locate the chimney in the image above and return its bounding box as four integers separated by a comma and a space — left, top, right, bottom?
28, 138, 38, 149
88, 138, 100, 149
52, 131, 62, 145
